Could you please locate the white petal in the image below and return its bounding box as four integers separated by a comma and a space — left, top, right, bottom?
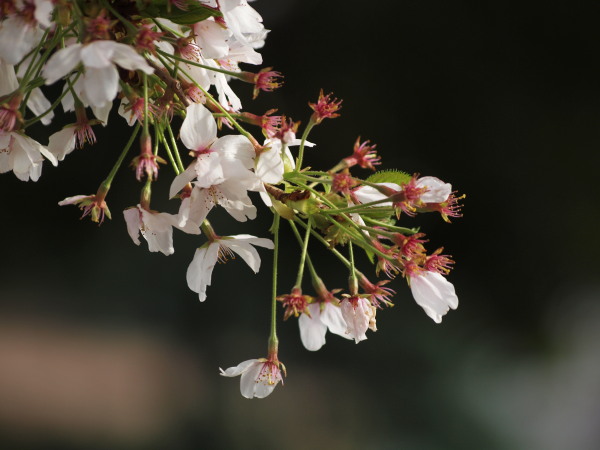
80, 41, 115, 68
320, 303, 351, 339
256, 144, 284, 184
211, 134, 255, 169
417, 176, 452, 203
299, 303, 328, 351
186, 243, 219, 301
180, 102, 216, 151
194, 153, 225, 189
410, 271, 458, 323
26, 88, 54, 125
123, 207, 142, 245
43, 44, 82, 84
219, 359, 259, 377
47, 128, 76, 161
83, 66, 119, 106
109, 42, 153, 73
169, 163, 197, 198
239, 361, 263, 399
0, 60, 19, 95
221, 235, 273, 273
353, 183, 400, 206
139, 211, 175, 256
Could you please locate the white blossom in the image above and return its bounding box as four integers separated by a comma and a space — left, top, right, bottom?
409, 271, 458, 323
298, 302, 350, 351
186, 235, 273, 302
43, 41, 153, 107
340, 297, 377, 343
219, 358, 283, 399
0, 131, 57, 181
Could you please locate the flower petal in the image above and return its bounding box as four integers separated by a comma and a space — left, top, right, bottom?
180, 102, 216, 151
299, 303, 328, 351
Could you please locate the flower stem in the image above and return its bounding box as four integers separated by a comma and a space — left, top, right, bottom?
165, 122, 186, 173
288, 220, 319, 282
293, 219, 312, 288
99, 123, 141, 195
295, 120, 315, 171
269, 214, 281, 353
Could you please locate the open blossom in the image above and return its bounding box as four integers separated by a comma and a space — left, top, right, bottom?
298, 302, 350, 351
408, 269, 459, 323
220, 357, 284, 399
0, 0, 53, 64
0, 131, 57, 181
352, 176, 452, 215
186, 235, 274, 302
170, 104, 260, 229
43, 41, 154, 107
123, 205, 181, 256
340, 296, 377, 343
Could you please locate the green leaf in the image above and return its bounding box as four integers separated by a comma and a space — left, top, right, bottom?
138, 0, 221, 24
366, 169, 412, 186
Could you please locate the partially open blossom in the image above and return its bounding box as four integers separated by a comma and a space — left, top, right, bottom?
407, 266, 458, 323
220, 356, 285, 399
340, 295, 377, 343
343, 137, 381, 170
309, 89, 342, 124
58, 193, 111, 224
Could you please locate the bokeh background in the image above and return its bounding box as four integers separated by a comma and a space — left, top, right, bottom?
2, 1, 600, 449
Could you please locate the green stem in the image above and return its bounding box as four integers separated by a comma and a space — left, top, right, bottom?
100, 123, 141, 192
269, 214, 281, 353
295, 120, 315, 171
158, 50, 245, 78
143, 72, 150, 137
166, 122, 186, 173
23, 72, 81, 128
293, 219, 312, 288
292, 217, 351, 269
159, 127, 181, 175
288, 220, 319, 282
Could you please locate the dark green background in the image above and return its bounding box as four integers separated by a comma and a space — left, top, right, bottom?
1, 1, 600, 449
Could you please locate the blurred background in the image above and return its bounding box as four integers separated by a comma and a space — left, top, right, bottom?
2, 1, 600, 449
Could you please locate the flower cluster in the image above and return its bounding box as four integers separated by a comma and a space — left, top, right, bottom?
0, 0, 464, 399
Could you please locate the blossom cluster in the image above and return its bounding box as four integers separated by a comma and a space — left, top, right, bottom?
0, 0, 464, 399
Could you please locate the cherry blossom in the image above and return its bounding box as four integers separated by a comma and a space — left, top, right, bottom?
340, 296, 377, 343
186, 235, 274, 302
0, 131, 57, 181
220, 357, 284, 399
298, 302, 350, 351
409, 270, 459, 323
123, 205, 180, 256
43, 41, 153, 107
